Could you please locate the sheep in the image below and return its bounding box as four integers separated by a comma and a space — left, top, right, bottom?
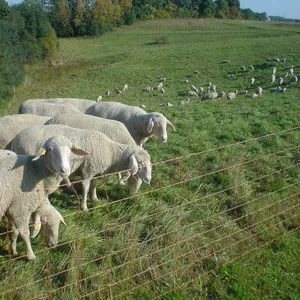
240, 66, 246, 72
151, 83, 164, 91
291, 75, 298, 83
193, 70, 199, 75
272, 67, 276, 75
271, 74, 276, 84
201, 92, 218, 101
188, 90, 198, 97
19, 98, 97, 113
217, 91, 226, 99
182, 80, 189, 83
221, 60, 230, 64
19, 102, 82, 117
256, 87, 263, 96
250, 77, 255, 85
123, 83, 128, 92
0, 135, 88, 260
11, 125, 152, 211
115, 89, 122, 95
226, 74, 235, 80
85, 102, 176, 147
245, 93, 259, 99
199, 87, 204, 95
227, 92, 237, 100
273, 58, 280, 63
271, 87, 287, 93
191, 85, 198, 94
140, 104, 146, 109
239, 91, 248, 95
105, 90, 110, 96
211, 85, 217, 92
278, 77, 284, 85
266, 58, 272, 62
281, 57, 287, 63
249, 65, 255, 71
97, 95, 103, 102
0, 114, 50, 150
160, 88, 165, 94
142, 86, 151, 92
288, 67, 294, 76
158, 77, 166, 82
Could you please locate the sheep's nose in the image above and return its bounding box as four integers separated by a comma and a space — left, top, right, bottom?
161, 136, 167, 142
143, 177, 151, 185
60, 167, 70, 177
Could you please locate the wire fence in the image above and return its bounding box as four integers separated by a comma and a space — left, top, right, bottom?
0, 126, 299, 299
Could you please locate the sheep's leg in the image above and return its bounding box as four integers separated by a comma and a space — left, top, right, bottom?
18, 225, 36, 261
10, 224, 19, 256
81, 180, 90, 211
90, 179, 98, 201
118, 172, 125, 185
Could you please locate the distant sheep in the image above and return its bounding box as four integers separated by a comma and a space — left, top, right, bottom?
250, 77, 255, 85
217, 91, 226, 99
271, 87, 287, 93
188, 90, 198, 97
240, 66, 246, 72
202, 92, 218, 101
227, 92, 237, 100
278, 77, 284, 85
221, 60, 230, 64
256, 87, 263, 96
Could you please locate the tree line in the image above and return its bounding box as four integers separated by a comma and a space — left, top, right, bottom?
0, 0, 268, 104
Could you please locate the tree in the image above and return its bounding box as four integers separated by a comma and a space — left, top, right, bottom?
227, 0, 240, 9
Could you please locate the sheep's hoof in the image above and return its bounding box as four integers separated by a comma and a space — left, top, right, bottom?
91, 197, 99, 202
12, 250, 18, 256
27, 253, 36, 261
81, 205, 88, 211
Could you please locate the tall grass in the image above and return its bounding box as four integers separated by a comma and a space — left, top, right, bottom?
1, 19, 300, 299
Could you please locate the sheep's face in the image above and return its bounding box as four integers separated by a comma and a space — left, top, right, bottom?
147, 114, 175, 143
133, 150, 152, 185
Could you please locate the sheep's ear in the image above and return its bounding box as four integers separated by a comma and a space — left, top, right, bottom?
129, 155, 139, 176
71, 145, 89, 156
31, 223, 41, 238
166, 119, 176, 131
32, 148, 46, 161
56, 210, 67, 226
146, 117, 155, 133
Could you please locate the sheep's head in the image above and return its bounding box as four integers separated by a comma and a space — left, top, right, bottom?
145, 113, 176, 143
32, 135, 89, 178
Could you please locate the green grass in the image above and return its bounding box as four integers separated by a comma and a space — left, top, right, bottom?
1, 18, 300, 299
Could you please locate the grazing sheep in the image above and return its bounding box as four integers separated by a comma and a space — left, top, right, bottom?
193, 70, 199, 75
278, 77, 284, 85
288, 67, 294, 76
272, 67, 276, 75
188, 90, 198, 97
19, 102, 82, 117
115, 89, 122, 95
281, 57, 287, 63
226, 74, 235, 80
97, 95, 103, 102
217, 91, 226, 99
199, 87, 204, 95
191, 85, 198, 94
291, 75, 298, 83
158, 77, 166, 82
273, 58, 280, 63
140, 104, 146, 109
0, 114, 50, 150
105, 90, 110, 96
19, 98, 97, 113
160, 88, 165, 94
240, 66, 246, 72
11, 125, 152, 211
245, 93, 259, 99
250, 77, 255, 85
201, 92, 218, 101
182, 80, 189, 83
211, 85, 217, 92
151, 83, 164, 91
271, 87, 287, 93
142, 86, 151, 92
85, 102, 176, 147
1, 135, 88, 260
221, 60, 230, 64
249, 65, 255, 71
227, 92, 236, 100
239, 91, 248, 95
256, 87, 263, 95
167, 102, 174, 107
266, 58, 272, 62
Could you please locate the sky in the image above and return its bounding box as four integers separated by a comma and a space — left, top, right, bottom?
5, 0, 300, 20
240, 0, 300, 19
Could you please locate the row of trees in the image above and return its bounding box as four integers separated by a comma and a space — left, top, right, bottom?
0, 0, 58, 104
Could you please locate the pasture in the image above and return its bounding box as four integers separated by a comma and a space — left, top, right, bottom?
1, 18, 300, 299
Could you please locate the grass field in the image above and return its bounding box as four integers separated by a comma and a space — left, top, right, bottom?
1, 18, 300, 299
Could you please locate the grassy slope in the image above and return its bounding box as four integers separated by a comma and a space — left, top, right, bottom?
0, 19, 300, 299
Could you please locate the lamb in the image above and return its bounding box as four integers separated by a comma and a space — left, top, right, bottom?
97, 95, 103, 102
256, 87, 263, 96
201, 92, 218, 101
85, 102, 175, 147
0, 135, 88, 260
19, 102, 82, 117
11, 125, 152, 211
19, 98, 97, 113
0, 114, 50, 149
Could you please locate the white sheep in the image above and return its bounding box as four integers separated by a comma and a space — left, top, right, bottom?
191, 85, 198, 94
273, 58, 280, 63
199, 87, 204, 95
217, 91, 226, 99
97, 95, 103, 102
249, 65, 255, 71
227, 92, 237, 100
193, 70, 200, 75
151, 83, 164, 91
115, 89, 122, 95
291, 75, 298, 83
278, 77, 284, 85
0, 114, 50, 149
240, 66, 246, 72
105, 90, 110, 96
160, 88, 165, 94
19, 102, 82, 117
250, 77, 255, 85
238, 91, 248, 95
182, 80, 189, 83
123, 83, 128, 92
201, 92, 218, 101
288, 67, 294, 76
188, 90, 198, 97
281, 57, 287, 63
211, 85, 217, 92
271, 74, 276, 84
11, 125, 152, 211
221, 60, 230, 64
1, 135, 88, 260
85, 102, 176, 147
19, 98, 97, 113
142, 86, 151, 92
271, 87, 287, 93
245, 93, 259, 98
256, 87, 263, 95
272, 67, 276, 75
